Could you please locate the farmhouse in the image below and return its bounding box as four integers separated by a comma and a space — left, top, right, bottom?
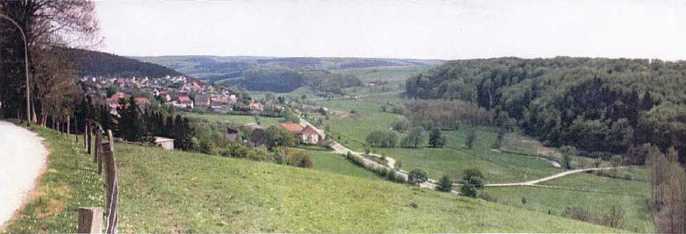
279, 122, 326, 145
154, 137, 175, 150
225, 127, 240, 142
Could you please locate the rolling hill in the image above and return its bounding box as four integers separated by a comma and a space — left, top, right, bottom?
60, 48, 185, 78
133, 55, 443, 83
8, 128, 620, 233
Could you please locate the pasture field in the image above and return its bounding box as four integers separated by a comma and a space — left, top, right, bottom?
112, 142, 618, 233
485, 170, 653, 233
291, 146, 380, 179
314, 94, 562, 183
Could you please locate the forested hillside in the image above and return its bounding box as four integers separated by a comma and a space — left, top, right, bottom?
60, 48, 184, 77
406, 57, 686, 163
237, 68, 362, 93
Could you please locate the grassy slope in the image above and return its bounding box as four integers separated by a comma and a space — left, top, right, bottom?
114, 143, 617, 233
485, 170, 653, 233
4, 128, 103, 233
183, 112, 283, 127
293, 147, 380, 179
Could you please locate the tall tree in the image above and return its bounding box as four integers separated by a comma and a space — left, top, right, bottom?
1, 0, 99, 121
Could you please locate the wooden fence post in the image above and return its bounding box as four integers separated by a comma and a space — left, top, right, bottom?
83, 124, 88, 149
94, 131, 100, 163
107, 130, 114, 152
103, 150, 118, 233
87, 124, 92, 154
77, 207, 103, 234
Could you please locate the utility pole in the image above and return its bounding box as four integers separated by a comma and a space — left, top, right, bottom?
0, 13, 31, 125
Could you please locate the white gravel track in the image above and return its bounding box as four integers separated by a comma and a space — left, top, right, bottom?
0, 121, 48, 229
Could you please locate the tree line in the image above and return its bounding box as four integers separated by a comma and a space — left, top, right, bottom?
406, 57, 686, 164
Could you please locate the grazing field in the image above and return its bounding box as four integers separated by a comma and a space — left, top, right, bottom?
333, 65, 431, 83
315, 95, 405, 151
485, 170, 653, 233
376, 127, 563, 183
314, 94, 562, 183
183, 112, 283, 126
113, 142, 618, 233
4, 128, 103, 233
293, 147, 380, 179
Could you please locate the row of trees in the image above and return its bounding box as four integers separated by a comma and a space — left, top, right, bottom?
77, 96, 196, 150
647, 145, 686, 233
406, 57, 686, 163
365, 126, 446, 149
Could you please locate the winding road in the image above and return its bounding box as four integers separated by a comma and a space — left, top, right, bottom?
0, 121, 48, 229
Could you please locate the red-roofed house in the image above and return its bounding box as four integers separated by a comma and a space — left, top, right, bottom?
280, 122, 304, 134
279, 122, 326, 145
173, 95, 194, 109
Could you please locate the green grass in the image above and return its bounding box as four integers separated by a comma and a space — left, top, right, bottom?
485, 169, 653, 233
314, 94, 563, 183
377, 127, 562, 183
113, 142, 618, 233
295, 147, 379, 179
315, 96, 404, 151
4, 128, 104, 233
183, 112, 283, 127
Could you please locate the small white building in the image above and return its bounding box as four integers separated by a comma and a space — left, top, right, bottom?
154, 137, 175, 150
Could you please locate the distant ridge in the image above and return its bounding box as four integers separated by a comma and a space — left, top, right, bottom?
60, 48, 186, 78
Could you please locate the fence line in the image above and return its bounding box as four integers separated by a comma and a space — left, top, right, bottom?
76, 119, 119, 234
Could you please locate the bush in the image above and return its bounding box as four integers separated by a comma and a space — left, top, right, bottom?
465, 129, 476, 149
400, 127, 426, 148
428, 128, 446, 148
408, 169, 429, 185
366, 130, 399, 148
460, 168, 485, 197
562, 207, 593, 222
436, 175, 453, 192
392, 119, 411, 133
286, 149, 314, 168
460, 184, 478, 197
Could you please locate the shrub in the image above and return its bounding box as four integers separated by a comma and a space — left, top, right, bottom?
401, 127, 426, 148
460, 168, 485, 197
561, 154, 573, 170
465, 129, 476, 149
521, 197, 527, 205
408, 169, 429, 185
562, 207, 593, 222
392, 119, 411, 133
428, 128, 446, 148
460, 184, 478, 197
601, 205, 625, 228
286, 149, 314, 168
366, 130, 399, 148
436, 175, 453, 192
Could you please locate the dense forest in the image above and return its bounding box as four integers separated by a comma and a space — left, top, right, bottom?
60, 48, 184, 77
238, 67, 362, 94
406, 57, 686, 163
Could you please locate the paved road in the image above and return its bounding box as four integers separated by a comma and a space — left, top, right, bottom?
0, 121, 47, 229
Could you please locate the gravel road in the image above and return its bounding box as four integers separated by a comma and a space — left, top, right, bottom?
0, 121, 47, 229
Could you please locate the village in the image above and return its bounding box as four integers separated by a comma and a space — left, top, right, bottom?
79, 75, 328, 151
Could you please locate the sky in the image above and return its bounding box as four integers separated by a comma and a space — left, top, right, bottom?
95, 0, 686, 60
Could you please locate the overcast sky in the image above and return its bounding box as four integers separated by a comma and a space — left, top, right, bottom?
95, 0, 686, 60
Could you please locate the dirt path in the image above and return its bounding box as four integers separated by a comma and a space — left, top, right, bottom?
484, 167, 624, 187
0, 121, 48, 229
